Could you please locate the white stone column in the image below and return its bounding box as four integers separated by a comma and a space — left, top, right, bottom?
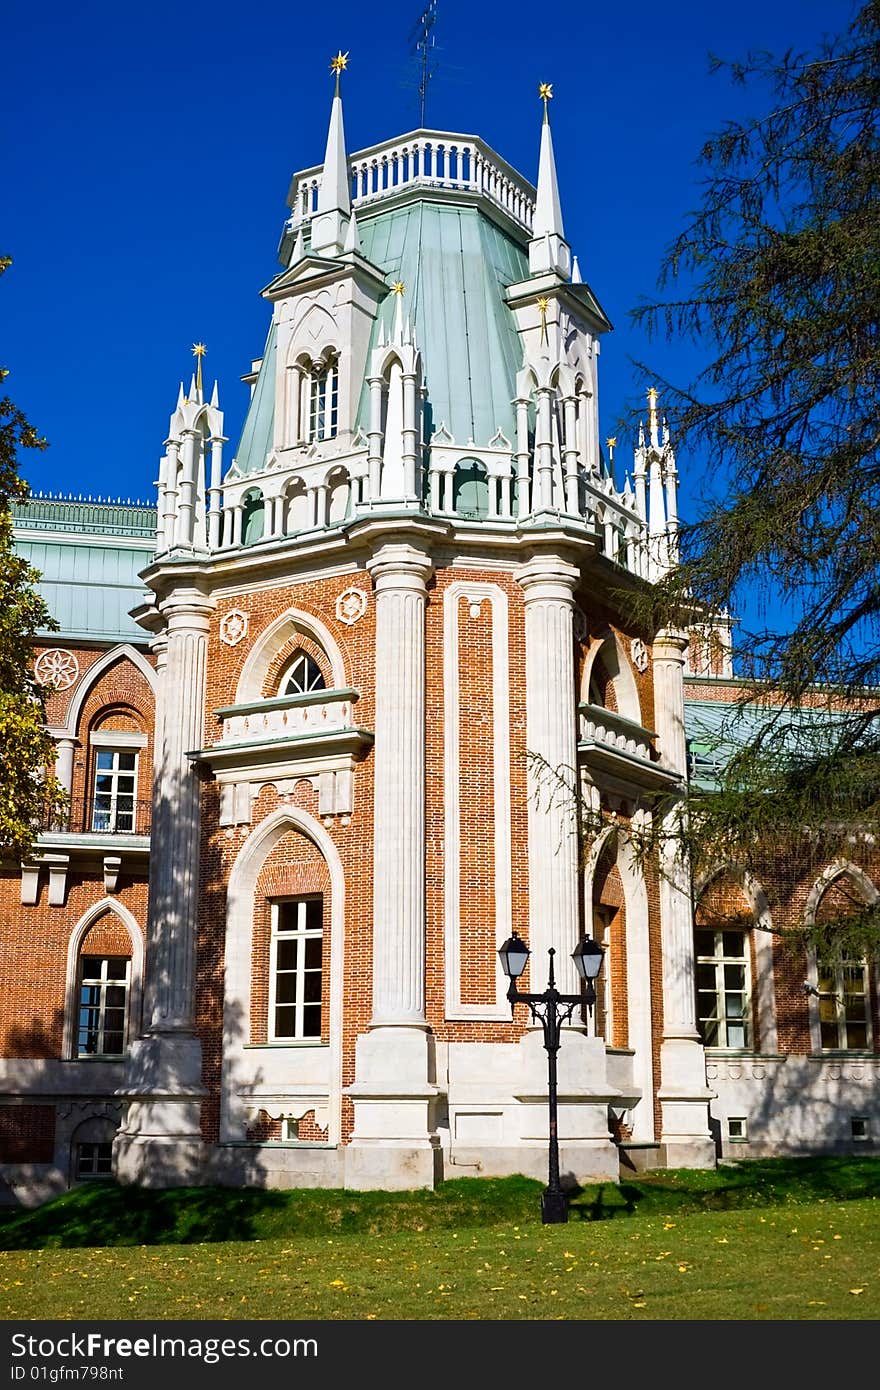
367, 375, 384, 499
652, 628, 715, 1166
516, 554, 581, 992
512, 551, 621, 1176
346, 543, 438, 1190
161, 440, 179, 551
54, 737, 77, 798
562, 395, 579, 515
535, 388, 555, 511
175, 431, 199, 548
207, 437, 224, 550
515, 397, 531, 517
402, 371, 419, 498
116, 590, 213, 1186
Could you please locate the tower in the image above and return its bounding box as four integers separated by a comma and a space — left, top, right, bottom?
115, 62, 715, 1189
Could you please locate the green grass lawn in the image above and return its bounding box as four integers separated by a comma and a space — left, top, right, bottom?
1, 1157, 877, 1320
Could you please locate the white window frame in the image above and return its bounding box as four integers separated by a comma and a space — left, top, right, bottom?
307, 357, 338, 443
282, 652, 326, 696
76, 1141, 113, 1179
268, 897, 323, 1042
77, 955, 131, 1058
695, 925, 753, 1050
90, 732, 146, 833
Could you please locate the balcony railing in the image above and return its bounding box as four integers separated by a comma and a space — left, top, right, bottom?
39, 799, 152, 837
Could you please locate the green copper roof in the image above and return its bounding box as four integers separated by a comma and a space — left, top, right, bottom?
232, 198, 528, 476
12, 499, 156, 643
356, 201, 527, 446
233, 322, 277, 476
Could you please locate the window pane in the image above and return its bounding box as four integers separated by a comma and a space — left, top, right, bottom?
303, 971, 322, 1003
276, 902, 299, 933
727, 1022, 746, 1048
102, 1030, 124, 1055
275, 973, 297, 1004
304, 936, 323, 968
301, 1005, 321, 1038
95, 752, 114, 771
846, 1023, 867, 1049
696, 964, 716, 991
695, 930, 715, 958
105, 959, 129, 980
305, 899, 323, 932
118, 753, 137, 771
702, 1017, 720, 1047
722, 931, 746, 958
105, 987, 126, 1009
276, 940, 297, 970
724, 964, 745, 990
274, 1006, 297, 1038
820, 1020, 839, 1049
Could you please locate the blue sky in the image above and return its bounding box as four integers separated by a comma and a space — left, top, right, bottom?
3, 0, 858, 521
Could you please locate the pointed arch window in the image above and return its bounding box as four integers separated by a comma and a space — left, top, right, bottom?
282, 651, 327, 697
308, 355, 339, 443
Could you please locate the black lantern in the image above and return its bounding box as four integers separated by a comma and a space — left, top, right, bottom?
497, 930, 605, 1225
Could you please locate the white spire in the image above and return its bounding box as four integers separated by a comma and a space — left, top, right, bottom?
311, 56, 352, 256
529, 86, 571, 279
290, 227, 305, 264
571, 254, 582, 284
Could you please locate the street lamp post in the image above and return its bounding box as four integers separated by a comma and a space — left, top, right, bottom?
498, 929, 604, 1225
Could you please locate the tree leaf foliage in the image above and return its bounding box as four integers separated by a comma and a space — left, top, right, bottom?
625, 4, 880, 955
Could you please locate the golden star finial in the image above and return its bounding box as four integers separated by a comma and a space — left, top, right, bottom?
330, 50, 349, 93
606, 436, 616, 461
647, 385, 658, 406
537, 296, 550, 344
538, 82, 553, 121
392, 281, 406, 296
192, 342, 207, 395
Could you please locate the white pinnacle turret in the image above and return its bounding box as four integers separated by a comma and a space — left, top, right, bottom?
529, 84, 571, 279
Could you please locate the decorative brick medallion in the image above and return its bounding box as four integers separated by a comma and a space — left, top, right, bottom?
220, 609, 249, 647
335, 587, 368, 626
34, 649, 79, 690
630, 637, 648, 672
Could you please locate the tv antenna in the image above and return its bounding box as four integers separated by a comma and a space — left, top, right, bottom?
409, 1, 438, 126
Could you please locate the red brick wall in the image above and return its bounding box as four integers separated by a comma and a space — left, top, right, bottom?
0, 1104, 55, 1162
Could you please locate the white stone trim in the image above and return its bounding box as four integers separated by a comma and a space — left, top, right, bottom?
235, 607, 347, 702
220, 807, 345, 1146
62, 898, 145, 1061
803, 860, 878, 1053
584, 826, 654, 1141
59, 644, 157, 740
88, 730, 149, 749
443, 581, 512, 1019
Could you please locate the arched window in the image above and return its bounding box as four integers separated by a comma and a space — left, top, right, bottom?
308, 355, 339, 443
241, 488, 265, 546
452, 459, 489, 520
809, 870, 875, 1051
282, 651, 326, 696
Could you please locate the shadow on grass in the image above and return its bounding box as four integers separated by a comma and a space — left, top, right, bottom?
0, 1157, 877, 1249
0, 1183, 292, 1250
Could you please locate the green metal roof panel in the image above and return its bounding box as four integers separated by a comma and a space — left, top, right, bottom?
232, 322, 277, 476
684, 696, 854, 789
357, 201, 527, 447
14, 537, 153, 643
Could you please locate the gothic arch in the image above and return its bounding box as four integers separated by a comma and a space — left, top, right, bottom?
581, 629, 642, 726
62, 898, 144, 1060
220, 806, 346, 1145
235, 607, 347, 703
583, 825, 653, 1141
58, 645, 156, 740
803, 859, 879, 924
694, 863, 778, 1052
